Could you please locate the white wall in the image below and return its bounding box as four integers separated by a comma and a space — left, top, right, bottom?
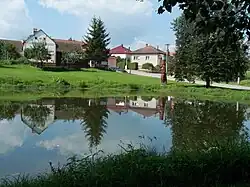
23, 30, 56, 63
129, 97, 158, 109
111, 54, 131, 59
131, 54, 163, 68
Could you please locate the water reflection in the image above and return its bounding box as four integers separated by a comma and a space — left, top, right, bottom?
0, 96, 249, 177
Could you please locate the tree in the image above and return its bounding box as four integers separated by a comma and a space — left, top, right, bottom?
137, 0, 250, 44
172, 14, 249, 87
0, 41, 20, 60
81, 98, 109, 149
24, 42, 50, 67
61, 51, 82, 66
164, 99, 248, 151
84, 17, 111, 65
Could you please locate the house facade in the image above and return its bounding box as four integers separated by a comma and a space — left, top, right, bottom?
1, 28, 86, 66
130, 44, 165, 69
23, 28, 57, 63
109, 44, 131, 59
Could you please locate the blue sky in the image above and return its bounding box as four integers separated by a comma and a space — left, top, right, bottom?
0, 0, 181, 51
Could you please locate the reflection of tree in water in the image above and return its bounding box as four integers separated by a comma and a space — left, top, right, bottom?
81, 98, 109, 149
165, 99, 247, 151
0, 102, 21, 120
21, 104, 51, 128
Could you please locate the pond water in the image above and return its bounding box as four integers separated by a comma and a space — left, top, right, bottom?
0, 96, 250, 178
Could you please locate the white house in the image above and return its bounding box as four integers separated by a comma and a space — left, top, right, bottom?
109, 44, 131, 59
23, 28, 57, 63
129, 96, 159, 109
21, 28, 86, 65
130, 44, 165, 69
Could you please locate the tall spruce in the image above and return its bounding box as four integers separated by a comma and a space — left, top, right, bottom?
172, 14, 249, 88
84, 17, 110, 64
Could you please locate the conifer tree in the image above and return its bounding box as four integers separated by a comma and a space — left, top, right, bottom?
84, 17, 111, 64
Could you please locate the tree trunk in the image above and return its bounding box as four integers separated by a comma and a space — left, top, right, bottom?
205, 78, 210, 88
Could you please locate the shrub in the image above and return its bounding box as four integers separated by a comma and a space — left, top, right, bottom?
128, 62, 138, 70
117, 61, 126, 69
51, 78, 71, 87
142, 63, 154, 70
12, 57, 31, 65
154, 65, 161, 72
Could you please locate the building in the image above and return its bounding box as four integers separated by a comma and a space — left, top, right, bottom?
109, 44, 131, 59
1, 28, 86, 66
130, 44, 165, 69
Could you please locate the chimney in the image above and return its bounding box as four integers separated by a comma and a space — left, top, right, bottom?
68, 37, 73, 41
121, 44, 123, 47
157, 45, 159, 49
33, 28, 38, 34
146, 43, 148, 47
128, 46, 130, 50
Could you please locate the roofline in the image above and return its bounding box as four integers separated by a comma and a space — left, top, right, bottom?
24, 29, 56, 44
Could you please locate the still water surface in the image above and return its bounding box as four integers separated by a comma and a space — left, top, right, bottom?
0, 96, 249, 178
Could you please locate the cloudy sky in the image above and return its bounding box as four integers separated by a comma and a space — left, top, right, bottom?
0, 0, 181, 51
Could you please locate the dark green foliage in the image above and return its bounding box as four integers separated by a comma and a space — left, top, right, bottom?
154, 0, 250, 43
84, 17, 110, 64
80, 98, 109, 148
172, 14, 249, 87
128, 62, 138, 70
0, 41, 20, 60
142, 63, 154, 70
2, 141, 250, 187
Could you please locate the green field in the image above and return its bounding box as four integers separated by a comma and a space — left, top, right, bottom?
1, 65, 250, 103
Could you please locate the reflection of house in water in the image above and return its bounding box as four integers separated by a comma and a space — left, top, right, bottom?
106, 98, 128, 115
129, 97, 159, 118
21, 104, 55, 135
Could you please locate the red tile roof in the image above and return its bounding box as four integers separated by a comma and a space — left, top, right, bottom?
131, 44, 165, 54
110, 44, 131, 54
54, 39, 86, 52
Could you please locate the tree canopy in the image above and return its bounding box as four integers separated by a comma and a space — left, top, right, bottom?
0, 41, 20, 60
172, 14, 249, 87
84, 17, 111, 64
137, 0, 250, 43
24, 42, 50, 66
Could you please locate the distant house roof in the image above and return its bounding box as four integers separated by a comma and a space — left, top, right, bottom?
110, 44, 131, 54
131, 44, 165, 55
54, 39, 86, 53
0, 39, 23, 52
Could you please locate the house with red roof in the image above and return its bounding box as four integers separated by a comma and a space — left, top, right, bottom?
130, 44, 166, 69
110, 44, 131, 59
1, 28, 86, 66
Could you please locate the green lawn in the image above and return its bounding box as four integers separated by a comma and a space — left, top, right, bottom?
0, 65, 160, 85
1, 65, 250, 103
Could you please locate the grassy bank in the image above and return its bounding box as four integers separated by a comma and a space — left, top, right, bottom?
1, 141, 250, 187
1, 65, 250, 103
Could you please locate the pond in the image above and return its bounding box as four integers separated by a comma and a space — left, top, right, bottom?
0, 96, 249, 178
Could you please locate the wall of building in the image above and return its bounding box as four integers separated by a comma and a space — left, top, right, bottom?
131, 54, 163, 68
129, 97, 158, 109
23, 30, 56, 63
111, 54, 131, 59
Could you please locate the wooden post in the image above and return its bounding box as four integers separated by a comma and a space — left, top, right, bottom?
161, 54, 167, 84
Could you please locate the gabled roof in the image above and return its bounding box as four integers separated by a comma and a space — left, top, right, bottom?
129, 107, 158, 118
54, 39, 86, 53
110, 44, 131, 54
131, 44, 165, 55
0, 39, 23, 52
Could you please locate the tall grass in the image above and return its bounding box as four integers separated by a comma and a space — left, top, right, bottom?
2, 139, 250, 187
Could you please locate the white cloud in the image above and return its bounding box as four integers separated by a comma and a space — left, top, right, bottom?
0, 118, 29, 154
0, 0, 32, 39
38, 0, 155, 46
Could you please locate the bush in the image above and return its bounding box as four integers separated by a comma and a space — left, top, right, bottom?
117, 61, 126, 69
142, 63, 154, 70
128, 62, 138, 70
154, 65, 161, 72
12, 57, 31, 65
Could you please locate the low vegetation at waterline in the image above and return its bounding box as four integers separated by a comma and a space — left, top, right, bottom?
1, 140, 250, 187
1, 65, 250, 103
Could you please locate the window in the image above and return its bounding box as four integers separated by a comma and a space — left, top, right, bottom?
145, 56, 150, 60
34, 37, 37, 40
144, 103, 148, 107
133, 56, 139, 60
43, 37, 46, 41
